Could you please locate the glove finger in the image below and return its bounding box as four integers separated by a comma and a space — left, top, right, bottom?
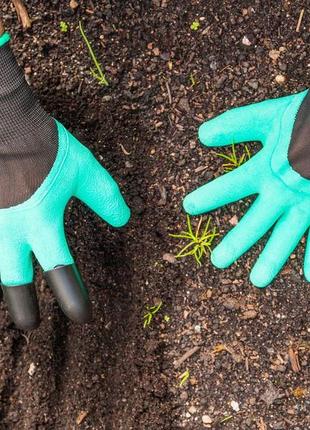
31, 226, 92, 323
211, 194, 283, 269
0, 243, 39, 330
303, 233, 310, 282
183, 156, 258, 215
250, 208, 309, 288
199, 96, 286, 147
74, 148, 130, 228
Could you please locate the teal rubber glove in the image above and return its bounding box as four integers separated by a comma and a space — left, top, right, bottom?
0, 33, 130, 329
184, 89, 310, 288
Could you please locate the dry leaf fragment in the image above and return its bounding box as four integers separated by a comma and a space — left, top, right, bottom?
213, 344, 227, 354
258, 417, 267, 430
76, 410, 88, 425
288, 347, 301, 372
292, 386, 307, 398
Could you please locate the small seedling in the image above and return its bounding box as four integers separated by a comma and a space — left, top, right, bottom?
190, 20, 200, 31
220, 415, 233, 424
215, 143, 251, 172
164, 315, 170, 323
60, 21, 69, 33
170, 215, 219, 266
79, 21, 109, 87
143, 301, 162, 328
179, 369, 190, 387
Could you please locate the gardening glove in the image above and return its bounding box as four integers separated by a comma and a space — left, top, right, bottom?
183, 89, 310, 288
0, 33, 130, 330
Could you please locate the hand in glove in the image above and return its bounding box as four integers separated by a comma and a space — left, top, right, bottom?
184, 89, 309, 288
0, 33, 130, 329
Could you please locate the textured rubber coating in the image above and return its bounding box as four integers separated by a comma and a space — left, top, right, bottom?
45, 264, 92, 323
2, 283, 40, 330
288, 91, 310, 178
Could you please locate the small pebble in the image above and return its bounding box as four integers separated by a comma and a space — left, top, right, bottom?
275, 74, 286, 84
202, 415, 212, 424
242, 35, 251, 46
163, 253, 176, 264
230, 400, 240, 412
28, 362, 36, 376
194, 325, 201, 333
188, 406, 197, 414
180, 391, 188, 401
229, 215, 238, 226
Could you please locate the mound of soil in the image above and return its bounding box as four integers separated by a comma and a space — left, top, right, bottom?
0, 1, 309, 429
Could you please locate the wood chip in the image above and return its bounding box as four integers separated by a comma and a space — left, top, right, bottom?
240, 309, 257, 320
165, 81, 172, 105
76, 410, 88, 425
258, 417, 267, 430
288, 346, 301, 372
174, 346, 200, 368
12, 0, 31, 29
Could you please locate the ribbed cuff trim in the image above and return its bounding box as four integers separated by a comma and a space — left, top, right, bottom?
0, 33, 11, 48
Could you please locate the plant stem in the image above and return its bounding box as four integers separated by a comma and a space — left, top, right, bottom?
79, 21, 109, 87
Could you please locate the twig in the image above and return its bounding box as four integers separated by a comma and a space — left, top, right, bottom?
288, 346, 301, 372
165, 81, 172, 105
174, 346, 200, 368
296, 8, 304, 32
0, 19, 4, 35
12, 0, 31, 29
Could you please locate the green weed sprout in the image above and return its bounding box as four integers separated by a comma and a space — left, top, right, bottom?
215, 143, 251, 173
79, 21, 109, 87
164, 315, 170, 323
143, 301, 162, 328
60, 21, 69, 33
179, 369, 190, 387
190, 21, 200, 31
170, 215, 219, 266
189, 73, 196, 86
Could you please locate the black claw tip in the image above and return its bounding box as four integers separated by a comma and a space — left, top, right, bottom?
45, 264, 92, 324
2, 284, 40, 330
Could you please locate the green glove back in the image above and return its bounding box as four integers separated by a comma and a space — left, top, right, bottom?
184, 89, 309, 288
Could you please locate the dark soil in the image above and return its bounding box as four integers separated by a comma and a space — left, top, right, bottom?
0, 1, 309, 429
